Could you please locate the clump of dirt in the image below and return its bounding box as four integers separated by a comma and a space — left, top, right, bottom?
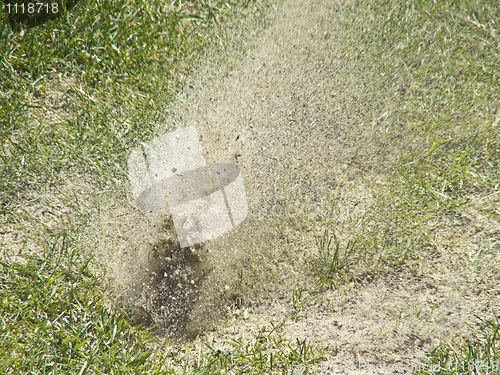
124, 215, 211, 337
84, 197, 215, 339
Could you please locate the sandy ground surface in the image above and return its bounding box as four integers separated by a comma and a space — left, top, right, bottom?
74, 0, 500, 372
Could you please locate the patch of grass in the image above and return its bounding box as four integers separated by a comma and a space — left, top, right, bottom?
0, 0, 228, 82
0, 0, 252, 219
310, 0, 500, 283
301, 0, 499, 369
415, 313, 500, 375
370, 0, 500, 217
309, 229, 357, 289
185, 321, 325, 374
0, 230, 160, 374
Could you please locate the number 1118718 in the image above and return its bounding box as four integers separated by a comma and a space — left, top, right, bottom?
3, 2, 59, 15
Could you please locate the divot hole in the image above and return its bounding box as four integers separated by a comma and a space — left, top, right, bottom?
116, 214, 212, 339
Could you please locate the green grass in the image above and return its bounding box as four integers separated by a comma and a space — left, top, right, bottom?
0, 231, 158, 373
309, 229, 358, 289
189, 322, 324, 374
0, 0, 254, 218
310, 0, 499, 284
416, 313, 500, 375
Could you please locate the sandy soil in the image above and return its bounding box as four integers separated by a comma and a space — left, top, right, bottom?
82, 0, 499, 372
